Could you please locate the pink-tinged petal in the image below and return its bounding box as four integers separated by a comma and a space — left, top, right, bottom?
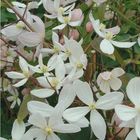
111, 67, 125, 77
90, 110, 106, 140
111, 40, 136, 48
63, 107, 90, 122
13, 78, 28, 87
96, 92, 124, 110
31, 88, 55, 98
126, 77, 140, 106
18, 32, 41, 47
109, 77, 122, 90
100, 39, 115, 54
105, 26, 120, 35
115, 105, 137, 121
73, 80, 94, 105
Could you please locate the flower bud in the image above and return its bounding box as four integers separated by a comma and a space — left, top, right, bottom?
71, 9, 83, 21
69, 29, 79, 40
86, 21, 93, 32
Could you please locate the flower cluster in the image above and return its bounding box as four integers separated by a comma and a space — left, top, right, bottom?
0, 0, 140, 140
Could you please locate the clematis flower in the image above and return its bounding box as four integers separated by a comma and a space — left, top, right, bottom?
63, 80, 124, 140
5, 56, 32, 87
115, 77, 140, 139
26, 112, 80, 140
7, 88, 21, 109
89, 13, 136, 54
29, 53, 53, 76
43, 0, 75, 19
97, 67, 125, 93
53, 8, 84, 30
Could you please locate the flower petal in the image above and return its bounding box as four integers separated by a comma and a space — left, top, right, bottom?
115, 105, 137, 121
27, 101, 54, 117
90, 110, 106, 140
111, 40, 136, 48
73, 80, 94, 105
126, 77, 140, 106
53, 24, 66, 30
111, 67, 125, 77
96, 92, 124, 110
135, 117, 140, 139
63, 107, 90, 122
19, 56, 29, 73
31, 88, 55, 98
47, 132, 60, 140
125, 129, 137, 140
13, 78, 28, 87
109, 77, 122, 90
5, 72, 25, 79
100, 39, 114, 54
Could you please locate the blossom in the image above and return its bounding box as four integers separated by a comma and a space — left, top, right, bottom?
0, 78, 10, 92
5, 56, 32, 87
53, 8, 84, 30
89, 13, 136, 54
7, 88, 21, 109
115, 77, 140, 139
97, 67, 125, 93
26, 112, 80, 140
63, 80, 124, 139
43, 0, 75, 19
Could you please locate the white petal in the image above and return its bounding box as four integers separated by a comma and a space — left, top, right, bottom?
7, 96, 14, 102
27, 101, 54, 117
10, 101, 16, 109
18, 32, 41, 47
47, 132, 60, 140
28, 113, 47, 129
115, 105, 137, 121
12, 119, 25, 140
104, 26, 120, 35
19, 56, 29, 73
126, 129, 137, 140
109, 77, 122, 90
53, 24, 66, 30
53, 124, 80, 133
55, 55, 65, 80
63, 107, 90, 122
73, 80, 94, 105
135, 117, 140, 139
5, 72, 25, 79
100, 39, 115, 54
99, 80, 110, 93
111, 67, 125, 77
47, 55, 58, 70
31, 88, 55, 98
13, 78, 28, 87
126, 77, 140, 106
96, 92, 124, 110
58, 84, 76, 109
52, 32, 59, 43
37, 76, 50, 88
111, 40, 136, 48
90, 110, 106, 140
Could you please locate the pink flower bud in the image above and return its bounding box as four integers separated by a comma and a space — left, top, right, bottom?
71, 9, 83, 21
22, 88, 31, 95
69, 29, 79, 40
86, 21, 93, 32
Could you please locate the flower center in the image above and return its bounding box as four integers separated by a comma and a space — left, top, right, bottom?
45, 127, 52, 135
16, 21, 25, 29
99, 23, 106, 31
65, 49, 71, 56
89, 104, 96, 110
105, 32, 113, 40
23, 71, 30, 78
64, 16, 70, 24
76, 62, 83, 69
50, 78, 59, 88
41, 65, 48, 73
58, 7, 64, 15
53, 46, 60, 54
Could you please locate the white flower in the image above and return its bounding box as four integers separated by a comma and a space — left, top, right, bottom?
26, 113, 80, 140
29, 53, 53, 76
63, 80, 124, 140
7, 88, 21, 109
43, 0, 75, 19
0, 78, 10, 92
5, 56, 32, 87
115, 77, 140, 139
97, 67, 125, 93
89, 13, 136, 54
53, 8, 83, 30
138, 36, 140, 46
